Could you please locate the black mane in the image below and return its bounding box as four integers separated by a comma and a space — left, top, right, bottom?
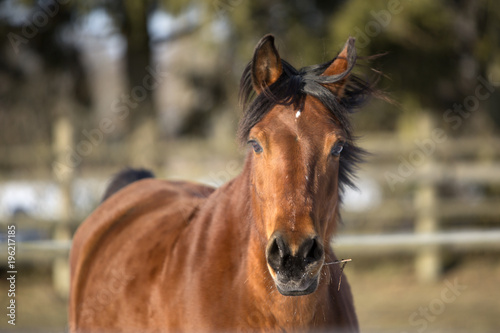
238, 56, 376, 195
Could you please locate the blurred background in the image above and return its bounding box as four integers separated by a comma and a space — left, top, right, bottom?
0, 0, 500, 332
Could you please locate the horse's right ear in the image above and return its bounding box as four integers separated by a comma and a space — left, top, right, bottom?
251, 34, 283, 94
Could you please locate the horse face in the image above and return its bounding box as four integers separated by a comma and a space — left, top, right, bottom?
248, 99, 345, 295
246, 35, 353, 296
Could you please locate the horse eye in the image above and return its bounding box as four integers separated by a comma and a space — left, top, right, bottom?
248, 140, 263, 154
330, 142, 344, 157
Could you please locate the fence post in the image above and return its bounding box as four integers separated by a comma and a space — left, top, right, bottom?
52, 110, 74, 298
413, 113, 440, 283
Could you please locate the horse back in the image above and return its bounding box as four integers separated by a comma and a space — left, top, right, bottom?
69, 178, 214, 332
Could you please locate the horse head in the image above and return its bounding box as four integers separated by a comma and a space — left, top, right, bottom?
239, 35, 367, 296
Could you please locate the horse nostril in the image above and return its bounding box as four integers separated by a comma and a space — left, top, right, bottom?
266, 235, 289, 270
302, 237, 323, 265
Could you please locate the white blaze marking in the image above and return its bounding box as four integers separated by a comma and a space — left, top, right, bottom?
295, 110, 301, 119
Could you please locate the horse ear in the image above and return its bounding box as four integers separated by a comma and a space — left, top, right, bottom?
252, 34, 283, 94
321, 37, 357, 97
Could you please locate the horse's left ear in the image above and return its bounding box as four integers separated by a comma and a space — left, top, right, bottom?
252, 34, 283, 94
321, 37, 357, 97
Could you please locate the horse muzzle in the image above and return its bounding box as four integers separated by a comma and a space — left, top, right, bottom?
266, 232, 324, 296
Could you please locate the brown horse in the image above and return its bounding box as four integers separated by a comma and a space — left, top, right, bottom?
69, 34, 375, 332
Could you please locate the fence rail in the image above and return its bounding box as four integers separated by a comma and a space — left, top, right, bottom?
334, 229, 500, 254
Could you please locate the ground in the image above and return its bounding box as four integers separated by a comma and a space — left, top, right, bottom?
0, 257, 499, 332
349, 256, 500, 333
